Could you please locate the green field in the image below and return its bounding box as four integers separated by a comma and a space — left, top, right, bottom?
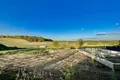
0, 38, 119, 49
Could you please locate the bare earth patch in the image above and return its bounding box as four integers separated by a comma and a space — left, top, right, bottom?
0, 49, 115, 80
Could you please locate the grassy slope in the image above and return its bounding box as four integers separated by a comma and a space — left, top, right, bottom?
0, 38, 51, 48
0, 38, 118, 48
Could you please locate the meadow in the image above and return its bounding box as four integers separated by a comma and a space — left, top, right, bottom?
0, 37, 119, 80
0, 38, 119, 48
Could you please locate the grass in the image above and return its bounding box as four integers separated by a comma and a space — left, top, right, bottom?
111, 71, 117, 80
0, 48, 118, 80
0, 38, 51, 48
0, 38, 119, 49
0, 48, 49, 55
0, 68, 44, 80
60, 67, 76, 80
0, 38, 119, 80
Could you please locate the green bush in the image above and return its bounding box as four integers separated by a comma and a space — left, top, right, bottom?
70, 47, 76, 49
76, 39, 84, 49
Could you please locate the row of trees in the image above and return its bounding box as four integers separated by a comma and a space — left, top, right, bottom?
0, 35, 53, 42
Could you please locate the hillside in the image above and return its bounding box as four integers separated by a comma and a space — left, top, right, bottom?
0, 37, 119, 48
0, 38, 52, 48
0, 35, 53, 42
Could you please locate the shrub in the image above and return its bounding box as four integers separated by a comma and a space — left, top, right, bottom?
76, 39, 84, 49
70, 47, 76, 49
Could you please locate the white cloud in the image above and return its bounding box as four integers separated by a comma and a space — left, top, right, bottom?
96, 31, 120, 35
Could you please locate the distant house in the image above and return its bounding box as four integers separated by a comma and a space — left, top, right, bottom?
39, 45, 47, 48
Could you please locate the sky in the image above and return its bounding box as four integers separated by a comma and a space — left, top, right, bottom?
0, 0, 120, 40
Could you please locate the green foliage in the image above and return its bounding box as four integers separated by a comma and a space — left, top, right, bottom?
0, 35, 53, 42
0, 68, 44, 80
76, 39, 84, 49
69, 46, 76, 49
0, 44, 19, 51
90, 58, 95, 65
0, 67, 2, 71
0, 44, 8, 50
60, 67, 75, 80
111, 71, 117, 80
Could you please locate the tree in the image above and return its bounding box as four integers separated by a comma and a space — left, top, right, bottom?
76, 39, 84, 49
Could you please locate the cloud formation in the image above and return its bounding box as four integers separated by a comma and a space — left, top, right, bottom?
96, 32, 120, 35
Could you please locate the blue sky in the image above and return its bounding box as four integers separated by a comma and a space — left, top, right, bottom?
0, 0, 120, 40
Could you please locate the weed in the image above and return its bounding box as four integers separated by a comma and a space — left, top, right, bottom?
111, 71, 117, 80
60, 67, 75, 80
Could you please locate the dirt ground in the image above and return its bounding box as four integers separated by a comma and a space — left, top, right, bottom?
0, 49, 117, 80
0, 50, 85, 69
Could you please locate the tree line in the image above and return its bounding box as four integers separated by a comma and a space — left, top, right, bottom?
0, 35, 53, 42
